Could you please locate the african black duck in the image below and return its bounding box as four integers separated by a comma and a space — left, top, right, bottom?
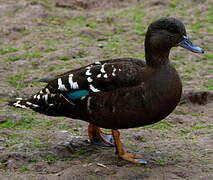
9, 17, 204, 163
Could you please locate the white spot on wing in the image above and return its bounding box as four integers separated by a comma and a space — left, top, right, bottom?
89, 84, 100, 92
43, 94, 48, 102
32, 104, 39, 107
26, 101, 39, 108
81, 96, 86, 100
94, 61, 101, 65
14, 103, 27, 108
33, 95, 37, 99
100, 63, 106, 73
103, 74, 108, 78
13, 100, 27, 109
87, 77, 93, 82
26, 101, 32, 105
112, 67, 116, 76
37, 94, 41, 100
15, 98, 22, 100
86, 65, 92, 69
58, 78, 67, 91
68, 74, 79, 89
97, 74, 101, 78
45, 88, 50, 94
85, 68, 92, 76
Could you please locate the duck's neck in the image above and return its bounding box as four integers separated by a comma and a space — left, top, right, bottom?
145, 39, 171, 67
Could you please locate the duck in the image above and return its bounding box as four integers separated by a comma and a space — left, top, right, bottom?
9, 17, 204, 164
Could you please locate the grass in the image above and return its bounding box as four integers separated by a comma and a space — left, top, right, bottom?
0, 117, 34, 129
136, 136, 147, 142
43, 47, 57, 52
58, 55, 69, 61
19, 166, 32, 172
191, 124, 213, 130
204, 84, 213, 90
4, 51, 43, 61
0, 47, 19, 55
6, 73, 39, 90
142, 120, 172, 130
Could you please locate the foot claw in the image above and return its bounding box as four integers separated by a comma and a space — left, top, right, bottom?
135, 159, 148, 164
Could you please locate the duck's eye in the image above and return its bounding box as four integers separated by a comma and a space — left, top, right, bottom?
168, 27, 178, 33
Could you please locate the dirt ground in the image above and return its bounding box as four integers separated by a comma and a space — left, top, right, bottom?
0, 0, 212, 179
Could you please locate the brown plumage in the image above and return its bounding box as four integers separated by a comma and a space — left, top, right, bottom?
9, 17, 204, 163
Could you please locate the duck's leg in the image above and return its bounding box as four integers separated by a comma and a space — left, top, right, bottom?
112, 129, 148, 164
88, 123, 114, 147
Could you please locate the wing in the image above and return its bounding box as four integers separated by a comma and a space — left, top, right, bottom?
11, 59, 144, 115
44, 60, 144, 100
38, 58, 145, 83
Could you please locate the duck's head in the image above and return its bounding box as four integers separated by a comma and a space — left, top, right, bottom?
145, 17, 204, 66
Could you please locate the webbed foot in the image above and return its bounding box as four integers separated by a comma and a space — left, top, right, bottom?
112, 129, 148, 164
88, 123, 114, 147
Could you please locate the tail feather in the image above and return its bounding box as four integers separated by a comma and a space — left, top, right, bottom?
8, 98, 40, 109
8, 90, 76, 117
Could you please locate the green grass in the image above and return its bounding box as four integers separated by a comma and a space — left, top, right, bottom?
45, 154, 59, 164
6, 72, 41, 90
0, 110, 40, 130
156, 159, 166, 166
0, 47, 19, 55
58, 124, 71, 130
180, 128, 190, 135
46, 63, 69, 72
58, 55, 69, 61
43, 47, 57, 52
136, 136, 147, 142
0, 118, 34, 129
169, 0, 178, 8
7, 73, 28, 89
7, 134, 23, 139
32, 139, 46, 149
4, 51, 43, 61
5, 55, 24, 61
191, 124, 213, 130
204, 84, 213, 90
142, 120, 172, 130
132, 9, 145, 23
19, 166, 32, 172
5, 141, 20, 147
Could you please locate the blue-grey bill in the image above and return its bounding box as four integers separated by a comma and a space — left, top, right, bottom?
178, 36, 204, 53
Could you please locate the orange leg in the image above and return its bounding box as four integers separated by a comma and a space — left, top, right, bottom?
112, 129, 148, 164
88, 123, 114, 147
